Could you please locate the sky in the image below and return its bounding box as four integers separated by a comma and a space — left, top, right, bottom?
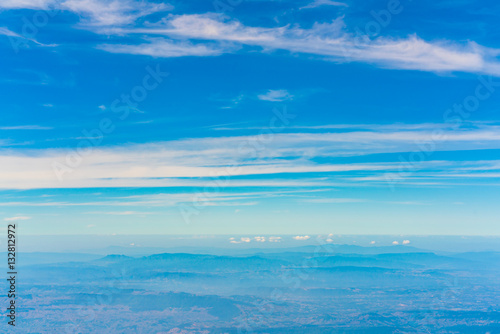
1, 0, 500, 237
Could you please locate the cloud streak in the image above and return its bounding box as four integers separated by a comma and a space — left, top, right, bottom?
1, 122, 500, 189
300, 0, 348, 9
0, 27, 58, 47
0, 0, 54, 9
99, 38, 227, 57
0, 125, 53, 130
3, 3, 500, 77
257, 89, 293, 102
107, 14, 500, 76
4, 216, 31, 221
61, 0, 171, 26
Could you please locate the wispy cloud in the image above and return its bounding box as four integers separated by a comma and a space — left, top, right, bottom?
0, 125, 53, 130
257, 89, 293, 102
109, 14, 500, 76
4, 216, 31, 221
300, 0, 349, 10
0, 0, 171, 26
86, 211, 154, 215
63, 0, 171, 26
212, 122, 472, 132
0, 190, 326, 208
1, 122, 500, 189
0, 0, 54, 9
0, 27, 22, 37
99, 38, 227, 57
0, 27, 58, 47
3, 4, 500, 77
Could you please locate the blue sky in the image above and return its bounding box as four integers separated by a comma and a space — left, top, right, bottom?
1, 0, 500, 238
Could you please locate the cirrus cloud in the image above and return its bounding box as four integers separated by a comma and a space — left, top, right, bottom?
109, 14, 500, 76
4, 216, 31, 221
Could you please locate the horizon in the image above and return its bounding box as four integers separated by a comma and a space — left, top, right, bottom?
7, 234, 500, 253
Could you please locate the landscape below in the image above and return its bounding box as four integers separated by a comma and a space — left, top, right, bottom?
3, 243, 500, 333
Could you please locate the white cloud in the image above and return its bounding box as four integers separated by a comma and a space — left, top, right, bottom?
213, 122, 492, 132
0, 125, 52, 130
370, 241, 376, 244
2, 4, 500, 77
61, 0, 171, 26
392, 241, 399, 245
1, 2, 499, 77
300, 0, 349, 10
99, 38, 227, 57
293, 235, 310, 240
0, 190, 324, 208
402, 240, 411, 245
269, 236, 281, 242
0, 0, 54, 9
257, 89, 293, 102
118, 14, 500, 76
1, 122, 500, 189
254, 236, 266, 242
0, 27, 21, 37
0, 0, 170, 26
0, 26, 58, 47
230, 237, 252, 244
4, 216, 31, 221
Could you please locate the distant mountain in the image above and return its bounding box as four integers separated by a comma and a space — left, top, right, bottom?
453, 251, 500, 263
4, 252, 102, 266
77, 243, 430, 257
93, 254, 135, 264
98, 252, 292, 272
